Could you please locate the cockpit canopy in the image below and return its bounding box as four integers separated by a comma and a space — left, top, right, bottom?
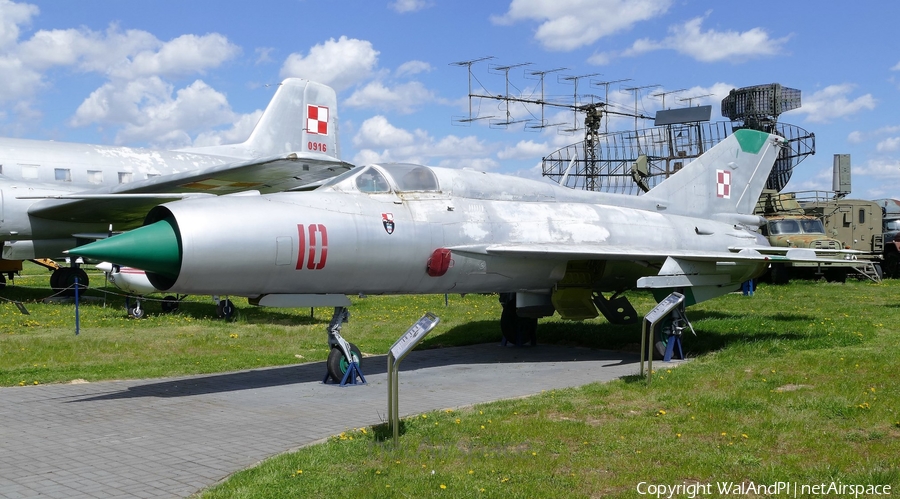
321, 163, 439, 193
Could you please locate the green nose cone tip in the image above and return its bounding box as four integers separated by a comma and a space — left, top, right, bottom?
71, 218, 182, 280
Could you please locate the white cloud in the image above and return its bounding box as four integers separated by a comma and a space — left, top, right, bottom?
855, 157, 900, 179
345, 81, 434, 114
497, 139, 549, 160
623, 14, 790, 62
192, 110, 263, 147
791, 84, 876, 124
389, 0, 432, 13
71, 78, 236, 147
280, 36, 378, 92
492, 0, 671, 51
352, 115, 493, 167
396, 60, 431, 77
0, 0, 37, 49
353, 115, 416, 148
877, 137, 900, 152
892, 61, 900, 71
112, 33, 239, 79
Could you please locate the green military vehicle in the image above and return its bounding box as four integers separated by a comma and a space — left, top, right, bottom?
755, 191, 882, 283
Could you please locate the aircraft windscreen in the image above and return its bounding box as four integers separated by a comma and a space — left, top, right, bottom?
355, 168, 390, 193
381, 164, 439, 192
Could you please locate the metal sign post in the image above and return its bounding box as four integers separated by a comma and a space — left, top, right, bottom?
640, 292, 684, 383
387, 312, 440, 446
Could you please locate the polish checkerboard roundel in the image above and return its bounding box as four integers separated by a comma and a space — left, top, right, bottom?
716, 169, 731, 199
307, 105, 329, 135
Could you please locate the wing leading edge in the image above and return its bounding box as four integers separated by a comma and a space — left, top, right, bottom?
23, 153, 354, 228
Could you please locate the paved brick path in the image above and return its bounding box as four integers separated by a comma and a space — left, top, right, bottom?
0, 344, 644, 498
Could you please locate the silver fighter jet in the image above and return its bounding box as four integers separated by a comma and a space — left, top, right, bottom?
71, 129, 815, 380
1, 78, 352, 289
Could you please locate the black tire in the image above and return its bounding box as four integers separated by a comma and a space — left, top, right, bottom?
56, 268, 89, 296
161, 296, 179, 313
499, 298, 537, 346
216, 299, 235, 319
50, 268, 68, 291
500, 300, 518, 344
769, 263, 790, 285
884, 252, 900, 278
327, 342, 362, 382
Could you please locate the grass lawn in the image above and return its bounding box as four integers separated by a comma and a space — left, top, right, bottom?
2, 263, 898, 497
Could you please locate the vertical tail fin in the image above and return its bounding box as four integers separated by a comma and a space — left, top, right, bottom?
242, 79, 341, 159
643, 129, 783, 219
182, 79, 341, 160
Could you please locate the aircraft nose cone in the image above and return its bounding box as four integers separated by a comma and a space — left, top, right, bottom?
68, 218, 182, 280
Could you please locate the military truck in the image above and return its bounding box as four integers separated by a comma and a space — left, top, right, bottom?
755, 191, 882, 283
874, 199, 900, 277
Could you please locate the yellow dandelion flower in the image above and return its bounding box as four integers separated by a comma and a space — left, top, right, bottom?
440, 484, 447, 489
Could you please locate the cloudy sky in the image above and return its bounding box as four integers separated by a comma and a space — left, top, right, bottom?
1, 0, 899, 198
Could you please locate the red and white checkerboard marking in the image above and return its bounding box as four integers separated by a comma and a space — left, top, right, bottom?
307, 105, 329, 135
716, 169, 731, 199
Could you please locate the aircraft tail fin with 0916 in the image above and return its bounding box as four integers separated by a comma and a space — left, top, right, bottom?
642, 129, 783, 223
179, 79, 341, 161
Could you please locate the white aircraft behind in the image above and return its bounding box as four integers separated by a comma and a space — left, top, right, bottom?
95, 262, 234, 319
0, 78, 353, 290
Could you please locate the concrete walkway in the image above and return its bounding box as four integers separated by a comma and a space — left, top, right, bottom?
0, 344, 647, 498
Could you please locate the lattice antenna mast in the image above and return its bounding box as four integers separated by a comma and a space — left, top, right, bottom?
558, 73, 601, 134
591, 78, 631, 133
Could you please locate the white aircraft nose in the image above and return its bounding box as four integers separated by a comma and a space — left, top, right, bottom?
95, 262, 114, 273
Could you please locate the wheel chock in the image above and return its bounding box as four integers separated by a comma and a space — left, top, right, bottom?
663, 333, 684, 362
322, 361, 367, 387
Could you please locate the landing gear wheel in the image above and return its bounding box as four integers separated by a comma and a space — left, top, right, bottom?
55, 267, 89, 296
216, 299, 235, 319
128, 304, 145, 319
500, 298, 537, 346
327, 342, 362, 383
50, 268, 68, 291
161, 296, 179, 313
769, 263, 790, 285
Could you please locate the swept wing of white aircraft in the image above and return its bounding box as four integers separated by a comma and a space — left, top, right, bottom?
1, 78, 353, 289
71, 129, 825, 380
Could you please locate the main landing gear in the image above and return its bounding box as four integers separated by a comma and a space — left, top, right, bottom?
499, 293, 537, 347
323, 307, 366, 385
50, 266, 89, 295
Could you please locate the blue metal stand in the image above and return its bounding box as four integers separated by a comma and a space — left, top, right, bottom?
663, 333, 683, 362
322, 361, 366, 387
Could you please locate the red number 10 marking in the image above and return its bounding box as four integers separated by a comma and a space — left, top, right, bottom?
297, 224, 328, 270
